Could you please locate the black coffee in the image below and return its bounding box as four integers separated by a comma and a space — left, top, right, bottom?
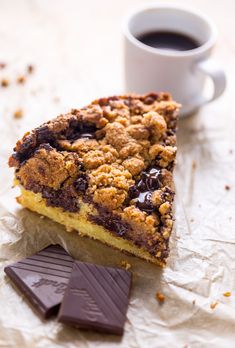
137, 31, 199, 51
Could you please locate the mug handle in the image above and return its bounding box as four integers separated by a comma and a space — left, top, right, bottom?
194, 58, 226, 106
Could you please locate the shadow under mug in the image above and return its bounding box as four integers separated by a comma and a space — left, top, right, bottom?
123, 4, 226, 116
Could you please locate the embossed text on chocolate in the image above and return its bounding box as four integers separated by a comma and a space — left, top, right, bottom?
32, 278, 68, 294
70, 288, 106, 322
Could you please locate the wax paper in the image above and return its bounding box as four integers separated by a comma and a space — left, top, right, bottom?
0, 1, 235, 347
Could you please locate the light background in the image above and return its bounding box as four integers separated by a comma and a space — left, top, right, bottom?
0, 1, 235, 347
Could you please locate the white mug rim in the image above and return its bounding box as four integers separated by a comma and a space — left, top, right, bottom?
123, 3, 218, 58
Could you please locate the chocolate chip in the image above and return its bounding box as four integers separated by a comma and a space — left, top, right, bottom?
42, 187, 80, 212
98, 96, 118, 107
145, 168, 161, 190
136, 192, 154, 213
67, 124, 96, 141
144, 96, 155, 105
128, 167, 162, 213
137, 167, 161, 192
39, 143, 54, 152
89, 208, 129, 237
136, 178, 147, 192
79, 133, 94, 139
116, 223, 128, 236
129, 185, 139, 199
107, 218, 129, 237
142, 93, 159, 104
73, 174, 88, 193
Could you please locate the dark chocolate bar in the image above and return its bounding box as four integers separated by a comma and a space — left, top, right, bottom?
4, 245, 74, 318
58, 261, 132, 335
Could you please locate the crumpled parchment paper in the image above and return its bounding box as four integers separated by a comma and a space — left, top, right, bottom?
0, 1, 235, 347
1, 100, 235, 348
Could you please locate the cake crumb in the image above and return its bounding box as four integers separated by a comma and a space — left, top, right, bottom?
210, 301, 218, 310
40, 215, 45, 219
27, 64, 34, 74
225, 185, 230, 191
192, 160, 196, 169
13, 109, 23, 119
156, 292, 165, 303
17, 76, 26, 84
192, 299, 196, 305
121, 260, 131, 270
66, 226, 73, 232
190, 218, 194, 223
223, 291, 231, 297
1, 78, 9, 87
0, 63, 6, 69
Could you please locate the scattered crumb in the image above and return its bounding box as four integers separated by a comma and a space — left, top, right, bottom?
13, 109, 23, 119
190, 218, 194, 223
192, 300, 196, 305
66, 226, 73, 232
210, 301, 218, 310
223, 291, 231, 297
1, 78, 9, 87
225, 185, 230, 191
17, 76, 26, 84
121, 260, 131, 270
40, 215, 45, 219
229, 149, 233, 154
192, 160, 196, 169
156, 292, 165, 303
0, 63, 6, 69
27, 64, 34, 74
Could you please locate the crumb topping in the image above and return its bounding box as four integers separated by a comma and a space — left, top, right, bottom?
18, 145, 80, 190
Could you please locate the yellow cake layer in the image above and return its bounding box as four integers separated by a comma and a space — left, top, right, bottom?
17, 187, 164, 266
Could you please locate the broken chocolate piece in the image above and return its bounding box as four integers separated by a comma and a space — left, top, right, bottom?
131, 167, 162, 213
58, 261, 132, 335
136, 191, 154, 213
4, 245, 74, 318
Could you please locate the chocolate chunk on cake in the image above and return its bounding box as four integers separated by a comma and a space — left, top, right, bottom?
9, 93, 179, 266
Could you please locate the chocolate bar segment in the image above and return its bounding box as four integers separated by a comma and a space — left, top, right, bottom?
4, 245, 74, 318
58, 261, 132, 335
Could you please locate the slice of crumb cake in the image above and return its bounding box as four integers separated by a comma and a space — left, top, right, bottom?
9, 93, 179, 266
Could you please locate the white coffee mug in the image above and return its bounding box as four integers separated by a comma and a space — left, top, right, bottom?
123, 4, 226, 116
